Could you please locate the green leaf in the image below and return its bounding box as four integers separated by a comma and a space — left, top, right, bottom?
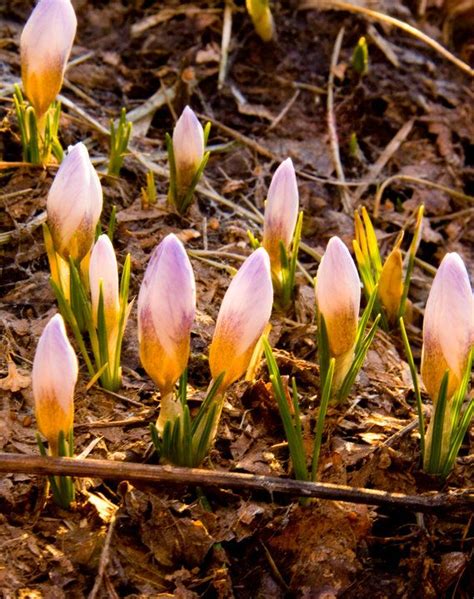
426, 371, 450, 475
311, 358, 335, 481
399, 317, 425, 458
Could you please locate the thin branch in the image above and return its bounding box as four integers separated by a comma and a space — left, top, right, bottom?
300, 0, 474, 78
327, 27, 352, 213
374, 174, 474, 217
0, 453, 472, 512
218, 0, 233, 89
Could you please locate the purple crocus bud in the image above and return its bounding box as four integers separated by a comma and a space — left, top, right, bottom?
209, 248, 273, 390
89, 235, 120, 328
138, 234, 196, 397
315, 237, 361, 388
421, 252, 474, 401
47, 143, 103, 263
21, 0, 77, 118
32, 313, 78, 454
262, 158, 299, 273
172, 106, 204, 191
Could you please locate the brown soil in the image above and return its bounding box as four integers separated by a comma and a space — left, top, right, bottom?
0, 1, 473, 597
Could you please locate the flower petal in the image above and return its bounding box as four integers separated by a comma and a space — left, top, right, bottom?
138, 234, 196, 393
209, 247, 273, 388
32, 313, 77, 447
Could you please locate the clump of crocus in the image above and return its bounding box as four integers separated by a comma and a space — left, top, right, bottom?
258, 158, 302, 309
88, 234, 132, 391
32, 313, 77, 507
15, 0, 77, 163
146, 245, 273, 467
316, 236, 380, 401
21, 0, 77, 119
166, 106, 211, 214
353, 205, 423, 329
138, 234, 196, 432
419, 253, 473, 474
246, 0, 275, 42
44, 145, 131, 393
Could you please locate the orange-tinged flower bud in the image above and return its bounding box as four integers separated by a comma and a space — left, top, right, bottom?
32, 314, 77, 453
262, 158, 299, 273
421, 252, 474, 401
378, 247, 403, 324
316, 237, 361, 389
47, 143, 103, 263
138, 234, 196, 396
20, 0, 77, 118
316, 237, 361, 357
172, 106, 204, 193
209, 248, 273, 390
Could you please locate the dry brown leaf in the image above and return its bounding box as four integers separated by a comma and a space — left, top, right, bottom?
0, 360, 31, 393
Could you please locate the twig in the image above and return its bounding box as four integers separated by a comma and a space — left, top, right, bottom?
374, 174, 474, 217
87, 512, 118, 599
218, 1, 233, 90
327, 28, 352, 213
0, 454, 472, 512
353, 119, 415, 203
195, 112, 277, 160
268, 90, 300, 131
300, 1, 474, 78
0, 211, 47, 246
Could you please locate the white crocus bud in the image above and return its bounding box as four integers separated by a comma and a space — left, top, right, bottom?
315, 236, 361, 389
20, 0, 77, 118
421, 253, 474, 402
209, 248, 273, 391
262, 158, 299, 274
172, 106, 204, 192
47, 143, 103, 263
89, 234, 121, 366
138, 234, 196, 403
32, 313, 78, 455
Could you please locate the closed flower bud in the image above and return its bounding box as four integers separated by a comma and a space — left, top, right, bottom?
209, 248, 273, 390
378, 247, 403, 324
246, 0, 275, 42
89, 234, 120, 333
262, 158, 299, 273
316, 237, 361, 389
20, 0, 77, 118
47, 143, 103, 263
138, 234, 196, 397
421, 253, 474, 401
32, 314, 78, 454
172, 106, 204, 192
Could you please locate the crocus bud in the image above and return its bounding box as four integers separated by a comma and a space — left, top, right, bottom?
315, 237, 361, 388
89, 234, 120, 344
209, 248, 273, 391
421, 253, 474, 401
246, 0, 275, 42
138, 234, 196, 397
378, 247, 403, 324
47, 143, 103, 263
32, 314, 78, 454
172, 106, 204, 192
262, 158, 299, 273
20, 0, 77, 118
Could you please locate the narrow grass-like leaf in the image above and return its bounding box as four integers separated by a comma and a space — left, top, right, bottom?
399, 317, 425, 457
311, 357, 335, 481
426, 371, 450, 474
